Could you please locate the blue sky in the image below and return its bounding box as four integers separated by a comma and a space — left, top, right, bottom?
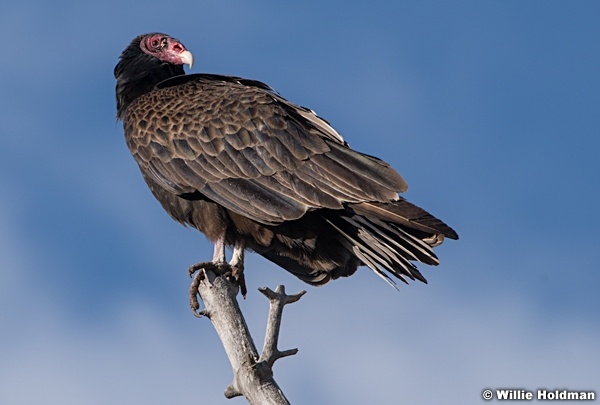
1, 0, 599, 403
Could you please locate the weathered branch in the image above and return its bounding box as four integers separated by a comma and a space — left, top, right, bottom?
194, 268, 305, 404
258, 286, 306, 368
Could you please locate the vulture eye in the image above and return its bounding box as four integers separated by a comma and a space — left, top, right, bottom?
148, 36, 167, 50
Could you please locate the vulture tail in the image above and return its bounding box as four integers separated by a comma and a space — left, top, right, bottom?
324, 199, 458, 286
256, 199, 457, 288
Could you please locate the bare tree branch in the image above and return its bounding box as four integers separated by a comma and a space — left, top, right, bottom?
258, 286, 306, 368
193, 268, 304, 404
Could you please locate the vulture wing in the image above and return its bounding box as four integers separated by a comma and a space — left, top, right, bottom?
124, 74, 409, 225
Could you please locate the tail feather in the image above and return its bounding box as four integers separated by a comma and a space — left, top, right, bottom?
321, 198, 457, 285
255, 198, 457, 288
325, 214, 428, 285
324, 217, 402, 286
343, 217, 425, 281
351, 215, 439, 265
352, 200, 459, 241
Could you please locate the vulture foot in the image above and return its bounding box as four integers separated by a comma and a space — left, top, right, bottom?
188, 261, 247, 317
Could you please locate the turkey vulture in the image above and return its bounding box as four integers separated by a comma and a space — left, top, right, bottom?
114, 33, 458, 310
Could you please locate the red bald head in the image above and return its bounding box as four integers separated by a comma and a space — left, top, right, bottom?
139, 33, 193, 68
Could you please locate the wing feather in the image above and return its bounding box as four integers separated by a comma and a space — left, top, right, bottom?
125, 74, 409, 224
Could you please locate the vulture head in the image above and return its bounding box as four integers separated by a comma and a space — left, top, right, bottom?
139, 33, 194, 68
114, 33, 193, 119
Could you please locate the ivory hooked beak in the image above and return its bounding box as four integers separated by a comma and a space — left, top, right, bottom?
179, 50, 194, 69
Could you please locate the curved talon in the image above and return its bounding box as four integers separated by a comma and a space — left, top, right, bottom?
188, 261, 212, 278
231, 264, 247, 298
189, 269, 206, 317
187, 261, 248, 317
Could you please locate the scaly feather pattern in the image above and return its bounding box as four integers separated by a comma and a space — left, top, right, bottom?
115, 33, 458, 288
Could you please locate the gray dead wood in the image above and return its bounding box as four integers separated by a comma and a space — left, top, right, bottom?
194, 268, 305, 404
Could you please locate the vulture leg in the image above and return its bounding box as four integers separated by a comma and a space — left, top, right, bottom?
229, 242, 247, 298
212, 236, 227, 263
187, 237, 247, 316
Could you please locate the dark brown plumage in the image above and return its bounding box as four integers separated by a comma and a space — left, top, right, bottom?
115, 33, 458, 292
